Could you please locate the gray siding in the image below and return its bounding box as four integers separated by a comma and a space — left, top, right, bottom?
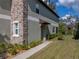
0, 0, 11, 43
0, 19, 10, 43
28, 19, 41, 43
27, 0, 59, 42
0, 0, 11, 15
28, 17, 57, 43
27, 16, 58, 43
28, 0, 59, 22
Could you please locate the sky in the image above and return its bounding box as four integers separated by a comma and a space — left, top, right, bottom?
50, 0, 79, 17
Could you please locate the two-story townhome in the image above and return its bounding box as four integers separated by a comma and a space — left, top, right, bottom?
0, 0, 59, 44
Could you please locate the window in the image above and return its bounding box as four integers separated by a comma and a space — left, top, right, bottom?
56, 27, 58, 33
36, 8, 39, 14
36, 4, 39, 14
13, 21, 19, 37
52, 27, 55, 32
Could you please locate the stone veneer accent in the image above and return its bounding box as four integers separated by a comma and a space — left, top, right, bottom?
11, 0, 28, 44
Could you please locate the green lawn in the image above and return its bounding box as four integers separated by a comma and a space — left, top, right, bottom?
28, 35, 79, 59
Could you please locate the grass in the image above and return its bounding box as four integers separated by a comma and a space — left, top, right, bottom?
28, 35, 79, 59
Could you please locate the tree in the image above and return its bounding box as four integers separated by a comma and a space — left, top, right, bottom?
59, 22, 66, 35
74, 22, 79, 40
57, 22, 66, 40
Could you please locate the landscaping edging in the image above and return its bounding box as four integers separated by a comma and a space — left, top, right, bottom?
12, 41, 52, 59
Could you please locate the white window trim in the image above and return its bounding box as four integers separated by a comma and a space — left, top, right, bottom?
12, 21, 20, 37
13, 34, 19, 37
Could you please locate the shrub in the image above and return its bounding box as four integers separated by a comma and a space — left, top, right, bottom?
14, 44, 23, 53
7, 44, 14, 48
58, 33, 64, 40
7, 44, 22, 55
7, 40, 42, 55
7, 44, 17, 55
7, 47, 17, 55
48, 34, 57, 40
21, 44, 28, 50
7, 44, 29, 55
0, 40, 42, 56
27, 45, 31, 49
30, 40, 42, 48
74, 22, 79, 40
74, 30, 79, 40
0, 43, 7, 54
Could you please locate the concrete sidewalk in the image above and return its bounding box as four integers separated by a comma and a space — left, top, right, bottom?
12, 41, 52, 59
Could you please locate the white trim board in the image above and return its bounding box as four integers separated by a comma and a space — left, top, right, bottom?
0, 14, 11, 20
51, 23, 59, 27
28, 15, 59, 27
28, 16, 39, 22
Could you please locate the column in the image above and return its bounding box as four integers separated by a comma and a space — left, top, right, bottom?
11, 0, 28, 44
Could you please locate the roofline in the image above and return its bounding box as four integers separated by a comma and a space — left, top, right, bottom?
38, 0, 60, 18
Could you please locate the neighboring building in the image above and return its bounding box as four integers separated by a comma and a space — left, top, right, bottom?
0, 0, 59, 44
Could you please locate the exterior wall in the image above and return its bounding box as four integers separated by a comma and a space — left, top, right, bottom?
28, 0, 59, 22
0, 0, 11, 43
28, 16, 41, 43
28, 0, 59, 29
28, 16, 58, 43
48, 25, 58, 34
27, 0, 59, 42
0, 18, 10, 43
48, 25, 54, 34
0, 0, 59, 44
0, 0, 11, 15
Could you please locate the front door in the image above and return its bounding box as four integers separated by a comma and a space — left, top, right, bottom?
41, 23, 49, 41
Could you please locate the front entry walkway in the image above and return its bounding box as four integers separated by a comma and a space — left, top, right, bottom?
12, 41, 52, 59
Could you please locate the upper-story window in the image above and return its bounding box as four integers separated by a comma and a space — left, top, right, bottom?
13, 21, 19, 37
36, 4, 39, 14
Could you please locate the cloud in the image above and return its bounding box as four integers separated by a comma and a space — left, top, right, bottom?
59, 0, 75, 6
57, 0, 79, 14
72, 2, 79, 12
56, 2, 60, 6
59, 0, 75, 4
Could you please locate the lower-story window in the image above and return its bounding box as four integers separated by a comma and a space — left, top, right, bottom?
56, 27, 58, 33
52, 26, 55, 33
13, 21, 19, 37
